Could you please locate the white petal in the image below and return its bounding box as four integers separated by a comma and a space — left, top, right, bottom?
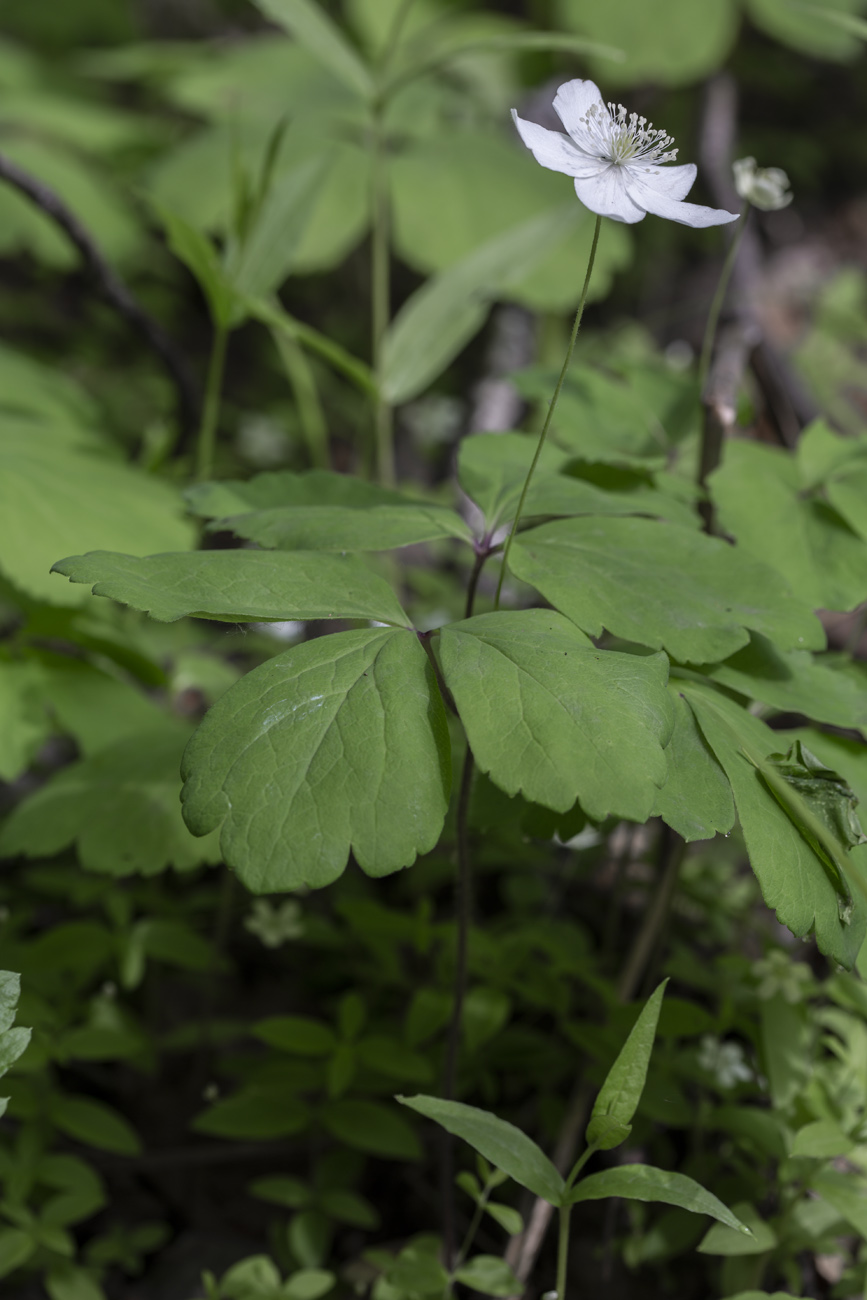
626, 171, 739, 227
573, 165, 646, 224
630, 162, 697, 203
552, 79, 605, 145
511, 109, 597, 178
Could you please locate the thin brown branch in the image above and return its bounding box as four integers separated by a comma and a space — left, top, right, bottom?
0, 148, 199, 442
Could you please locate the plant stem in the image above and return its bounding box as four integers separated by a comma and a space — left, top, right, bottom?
370, 117, 394, 486
555, 1204, 573, 1300
274, 330, 330, 469
441, 744, 475, 1265
494, 214, 601, 610
698, 206, 748, 394
564, 1141, 598, 1192
464, 547, 488, 620
196, 322, 228, 481
616, 824, 685, 1004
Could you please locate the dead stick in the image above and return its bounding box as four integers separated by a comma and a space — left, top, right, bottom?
0, 148, 199, 442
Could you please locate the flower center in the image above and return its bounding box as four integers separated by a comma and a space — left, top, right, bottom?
580, 101, 678, 167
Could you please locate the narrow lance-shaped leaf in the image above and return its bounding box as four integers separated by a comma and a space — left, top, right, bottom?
586, 980, 668, 1152
567, 1165, 752, 1237
397, 1096, 565, 1206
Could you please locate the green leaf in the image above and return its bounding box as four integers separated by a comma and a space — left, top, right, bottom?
510, 517, 822, 664
380, 207, 577, 404
181, 628, 450, 892
653, 690, 735, 842
556, 0, 737, 86
515, 367, 669, 467
705, 633, 867, 734
0, 1227, 35, 1279
0, 658, 51, 780
760, 996, 811, 1111
317, 1189, 380, 1229
390, 129, 631, 314
484, 1203, 523, 1236
34, 655, 166, 757
51, 550, 409, 627
397, 1096, 565, 1204
457, 434, 695, 534
0, 972, 21, 1035
0, 1026, 32, 1075
711, 439, 867, 612
185, 470, 471, 552
568, 1165, 750, 1235
452, 1256, 522, 1297
811, 1168, 867, 1239
790, 1119, 853, 1158
253, 0, 373, 98
249, 1176, 310, 1209
438, 611, 672, 820
227, 155, 327, 302
0, 415, 194, 606
49, 1094, 141, 1155
587, 981, 667, 1151
254, 1017, 336, 1056
698, 1204, 777, 1256
0, 725, 220, 876
746, 0, 865, 59
154, 204, 236, 328
320, 1099, 421, 1159
681, 681, 867, 967
283, 1268, 336, 1300
45, 1263, 105, 1300
195, 1086, 310, 1139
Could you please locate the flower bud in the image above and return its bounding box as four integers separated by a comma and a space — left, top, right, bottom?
732, 156, 793, 211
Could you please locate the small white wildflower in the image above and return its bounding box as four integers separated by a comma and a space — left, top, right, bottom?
244, 898, 305, 949
732, 156, 793, 211
512, 79, 739, 228
697, 1035, 753, 1088
733, 157, 795, 210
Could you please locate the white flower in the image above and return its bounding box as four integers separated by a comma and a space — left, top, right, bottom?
512, 79, 739, 229
732, 156, 793, 211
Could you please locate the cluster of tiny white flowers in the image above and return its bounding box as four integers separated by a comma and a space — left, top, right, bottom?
581, 102, 679, 167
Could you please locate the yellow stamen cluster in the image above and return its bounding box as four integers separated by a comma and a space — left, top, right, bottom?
581, 102, 678, 167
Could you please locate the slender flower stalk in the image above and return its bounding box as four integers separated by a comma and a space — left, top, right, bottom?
698, 210, 748, 394
494, 214, 601, 610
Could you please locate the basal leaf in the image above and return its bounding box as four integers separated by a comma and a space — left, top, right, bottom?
253, 0, 374, 98
0, 724, 220, 876
680, 680, 867, 967
586, 981, 667, 1151
509, 516, 823, 664
653, 690, 735, 842
438, 610, 672, 820
181, 628, 451, 892
51, 549, 409, 627
397, 1096, 565, 1204
567, 1165, 750, 1236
